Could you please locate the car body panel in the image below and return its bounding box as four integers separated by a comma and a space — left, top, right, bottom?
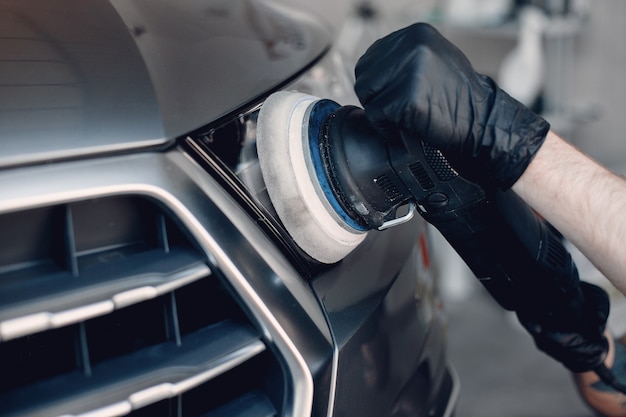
0, 0, 331, 168
311, 218, 452, 417
0, 1, 164, 168
110, 0, 332, 137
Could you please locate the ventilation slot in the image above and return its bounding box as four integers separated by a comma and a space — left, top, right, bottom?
545, 227, 569, 269
374, 174, 403, 202
0, 196, 283, 417
408, 161, 434, 190
422, 142, 458, 181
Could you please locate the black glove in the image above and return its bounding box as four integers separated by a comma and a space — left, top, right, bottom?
516, 282, 610, 373
354, 22, 550, 190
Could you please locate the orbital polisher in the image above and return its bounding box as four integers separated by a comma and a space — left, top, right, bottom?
257, 91, 622, 390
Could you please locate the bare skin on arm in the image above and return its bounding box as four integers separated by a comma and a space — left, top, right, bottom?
512, 130, 626, 294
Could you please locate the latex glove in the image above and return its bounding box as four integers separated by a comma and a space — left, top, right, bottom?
575, 336, 626, 416
517, 282, 610, 373
354, 22, 550, 189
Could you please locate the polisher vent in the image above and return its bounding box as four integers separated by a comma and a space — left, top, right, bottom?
422, 142, 457, 181
408, 161, 435, 190
375, 174, 403, 202
545, 227, 568, 269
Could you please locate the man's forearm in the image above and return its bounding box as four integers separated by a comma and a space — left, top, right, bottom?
512, 131, 626, 293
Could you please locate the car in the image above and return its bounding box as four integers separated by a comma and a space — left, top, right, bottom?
0, 1, 458, 416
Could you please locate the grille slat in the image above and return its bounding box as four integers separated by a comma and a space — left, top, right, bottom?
0, 252, 210, 341
0, 195, 284, 417
3, 320, 266, 417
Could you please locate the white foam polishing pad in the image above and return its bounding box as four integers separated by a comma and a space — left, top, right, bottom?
256, 91, 367, 263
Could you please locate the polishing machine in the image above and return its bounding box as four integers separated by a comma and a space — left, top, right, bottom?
256, 91, 626, 392
257, 90, 577, 310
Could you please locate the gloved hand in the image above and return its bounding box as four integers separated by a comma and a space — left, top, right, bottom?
516, 282, 610, 373
354, 22, 550, 190
576, 336, 626, 415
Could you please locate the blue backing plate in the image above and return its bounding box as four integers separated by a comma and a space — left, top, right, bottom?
307, 100, 367, 232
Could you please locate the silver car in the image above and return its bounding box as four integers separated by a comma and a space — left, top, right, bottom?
0, 1, 458, 416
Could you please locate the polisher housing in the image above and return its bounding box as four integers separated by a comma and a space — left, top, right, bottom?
258, 91, 617, 391
315, 104, 412, 229
257, 91, 419, 263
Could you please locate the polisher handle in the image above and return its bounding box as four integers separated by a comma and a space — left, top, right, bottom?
317, 104, 608, 375
384, 128, 610, 380
385, 130, 580, 312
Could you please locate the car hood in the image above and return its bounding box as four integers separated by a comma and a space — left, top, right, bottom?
0, 0, 331, 168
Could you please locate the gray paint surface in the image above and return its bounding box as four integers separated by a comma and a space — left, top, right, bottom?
0, 0, 330, 168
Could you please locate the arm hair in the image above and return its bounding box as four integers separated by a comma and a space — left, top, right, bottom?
512, 131, 626, 294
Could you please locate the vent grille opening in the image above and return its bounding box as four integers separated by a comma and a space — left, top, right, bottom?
408, 161, 435, 190
422, 142, 458, 181
0, 325, 79, 394
122, 353, 280, 417
545, 227, 569, 269
180, 352, 278, 417
72, 197, 164, 271
0, 205, 67, 276
0, 195, 284, 417
86, 295, 171, 365
374, 174, 403, 202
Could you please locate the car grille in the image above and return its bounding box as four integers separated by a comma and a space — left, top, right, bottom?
0, 195, 282, 417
